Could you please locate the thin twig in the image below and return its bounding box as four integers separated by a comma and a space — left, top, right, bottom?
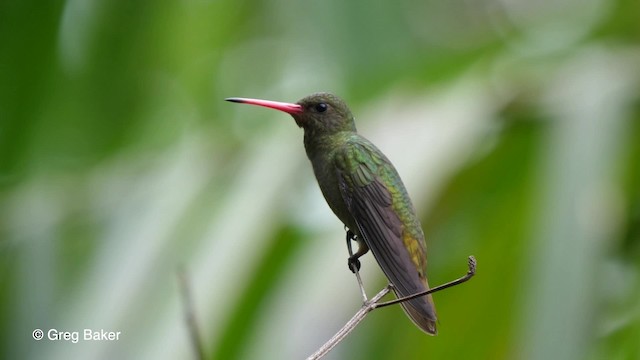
375, 255, 476, 309
177, 266, 207, 360
346, 232, 368, 302
306, 256, 477, 360
306, 285, 392, 360
352, 266, 368, 302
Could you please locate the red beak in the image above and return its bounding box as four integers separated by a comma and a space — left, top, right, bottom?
225, 97, 303, 114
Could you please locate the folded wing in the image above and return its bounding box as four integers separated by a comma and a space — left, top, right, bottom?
334, 141, 437, 334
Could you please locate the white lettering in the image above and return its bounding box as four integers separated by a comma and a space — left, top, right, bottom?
47, 329, 79, 343
84, 329, 121, 341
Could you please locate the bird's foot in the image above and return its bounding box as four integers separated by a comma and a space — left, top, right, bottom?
348, 255, 361, 273
345, 229, 361, 273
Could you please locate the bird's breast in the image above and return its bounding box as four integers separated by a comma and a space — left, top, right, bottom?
305, 143, 357, 231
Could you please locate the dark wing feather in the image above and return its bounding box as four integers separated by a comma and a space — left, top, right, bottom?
346, 178, 420, 295
335, 143, 437, 334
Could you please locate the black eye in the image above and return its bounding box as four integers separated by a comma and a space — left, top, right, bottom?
314, 103, 328, 113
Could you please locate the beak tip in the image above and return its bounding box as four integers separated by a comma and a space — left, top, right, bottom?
225, 97, 243, 103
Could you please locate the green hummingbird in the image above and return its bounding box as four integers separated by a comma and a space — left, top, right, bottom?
226, 92, 437, 334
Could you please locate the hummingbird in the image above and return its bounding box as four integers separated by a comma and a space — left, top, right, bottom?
226, 92, 437, 334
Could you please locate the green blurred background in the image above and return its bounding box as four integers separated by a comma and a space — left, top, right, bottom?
1, 0, 639, 359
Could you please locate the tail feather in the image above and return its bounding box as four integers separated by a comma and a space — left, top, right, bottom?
396, 280, 437, 335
